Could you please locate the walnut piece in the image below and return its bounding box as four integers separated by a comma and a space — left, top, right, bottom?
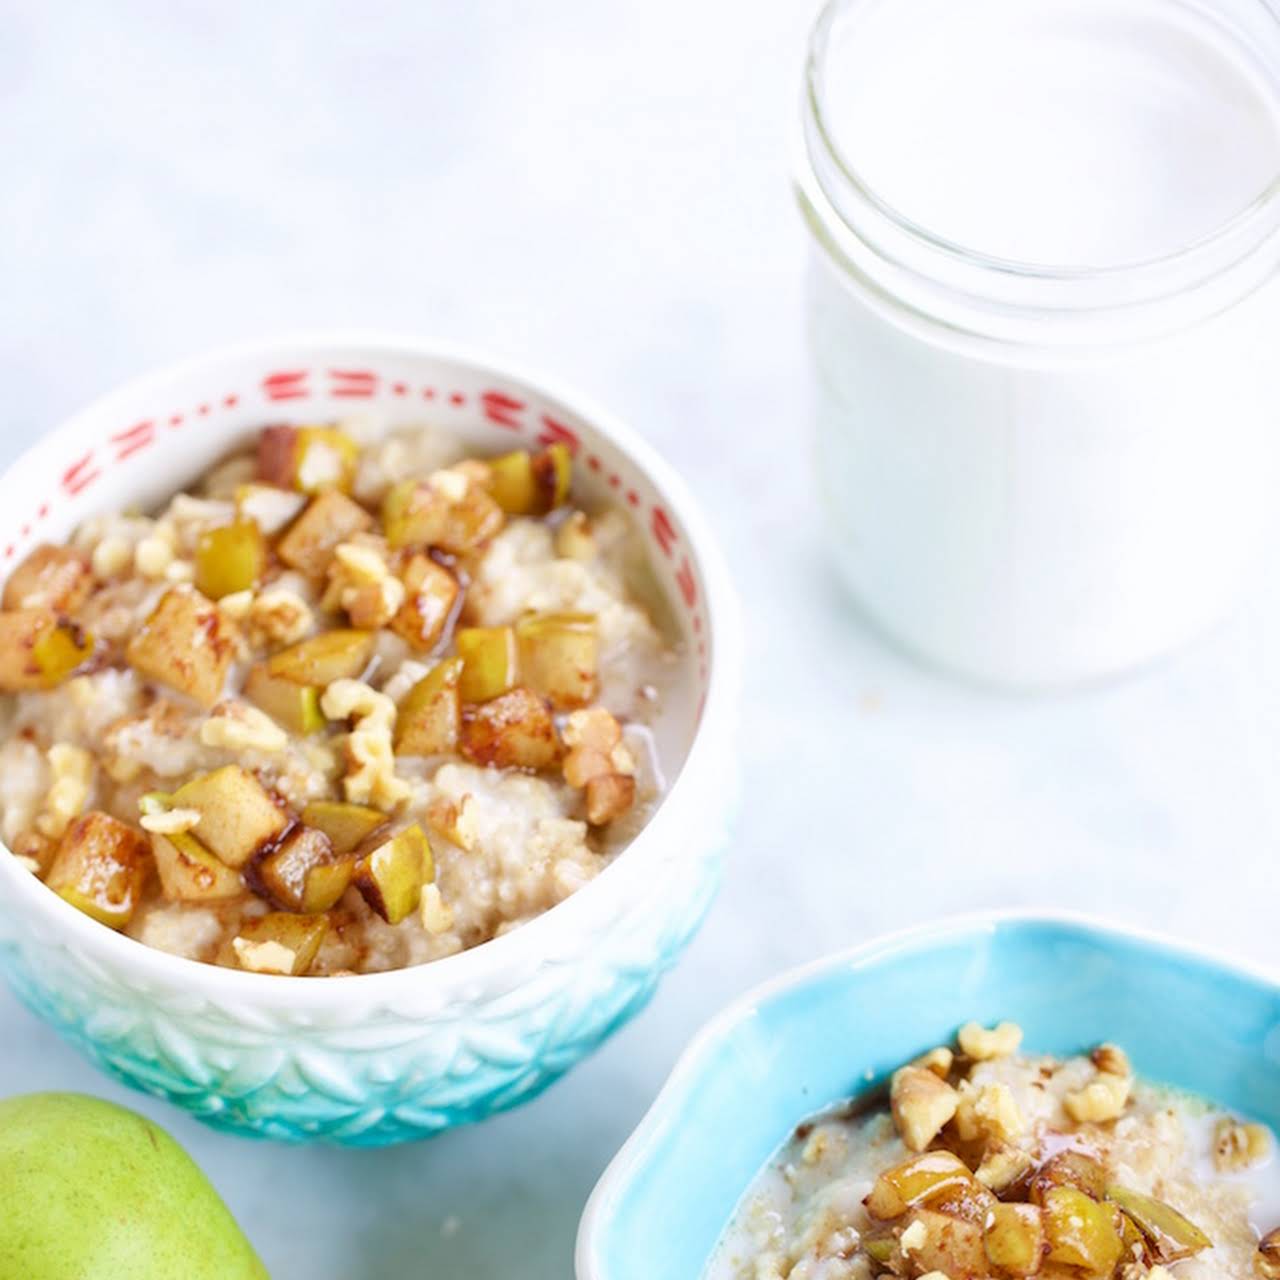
957, 1020, 1023, 1061
890, 1064, 959, 1152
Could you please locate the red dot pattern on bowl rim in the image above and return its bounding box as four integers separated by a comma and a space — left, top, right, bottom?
6, 366, 712, 703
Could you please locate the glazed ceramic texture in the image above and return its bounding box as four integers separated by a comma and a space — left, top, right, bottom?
0, 337, 742, 1145
576, 913, 1280, 1279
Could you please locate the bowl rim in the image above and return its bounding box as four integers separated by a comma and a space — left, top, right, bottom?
574, 907, 1280, 1279
0, 332, 744, 1005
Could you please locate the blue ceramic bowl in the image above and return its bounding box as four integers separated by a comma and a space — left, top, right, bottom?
576, 912, 1280, 1279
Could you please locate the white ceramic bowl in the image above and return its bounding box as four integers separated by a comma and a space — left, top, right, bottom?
0, 336, 742, 1145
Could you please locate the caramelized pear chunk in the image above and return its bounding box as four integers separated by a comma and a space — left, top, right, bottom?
485, 450, 539, 515
459, 686, 557, 770
394, 657, 463, 756
258, 424, 358, 494
300, 801, 388, 856
232, 912, 328, 976
532, 442, 572, 511
1105, 1185, 1212, 1262
390, 554, 460, 652
276, 490, 373, 577
151, 830, 243, 902
864, 1151, 974, 1221
0, 610, 95, 691
1029, 1150, 1107, 1205
515, 612, 597, 709
266, 629, 374, 686
1042, 1186, 1123, 1275
254, 824, 351, 913
456, 626, 518, 703
126, 588, 237, 707
243, 663, 325, 734
45, 812, 150, 928
1258, 1228, 1280, 1279
171, 766, 289, 868
985, 1203, 1045, 1277
905, 1206, 989, 1279
485, 445, 572, 515
381, 477, 503, 554
194, 520, 266, 600
3, 544, 91, 612
352, 823, 433, 924
585, 772, 636, 825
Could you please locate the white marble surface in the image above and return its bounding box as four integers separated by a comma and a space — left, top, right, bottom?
2, 2, 1279, 1276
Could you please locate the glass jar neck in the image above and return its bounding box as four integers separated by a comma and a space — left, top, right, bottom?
800, 0, 1280, 354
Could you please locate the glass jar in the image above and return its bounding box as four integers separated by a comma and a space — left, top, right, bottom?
798, 0, 1280, 686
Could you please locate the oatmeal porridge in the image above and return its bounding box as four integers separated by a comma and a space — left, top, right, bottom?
0, 421, 681, 976
706, 1021, 1280, 1280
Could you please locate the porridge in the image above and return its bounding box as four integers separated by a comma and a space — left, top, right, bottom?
0, 421, 680, 976
707, 1021, 1280, 1280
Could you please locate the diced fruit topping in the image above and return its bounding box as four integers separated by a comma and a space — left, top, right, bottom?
252, 825, 349, 914
276, 490, 374, 577
243, 664, 325, 734
232, 912, 328, 975
1041, 1186, 1124, 1275
865, 1151, 975, 1221
1104, 1185, 1212, 1262
381, 474, 504, 553
1028, 1151, 1107, 1206
351, 823, 433, 924
514, 612, 597, 709
390, 554, 460, 652
1258, 1228, 1280, 1279
266, 630, 375, 685
984, 1203, 1044, 1277
170, 767, 289, 868
258, 424, 358, 494
150, 830, 243, 902
126, 589, 239, 708
45, 812, 150, 928
299, 801, 388, 855
194, 520, 266, 600
2, 544, 92, 613
455, 626, 518, 703
459, 687, 557, 770
394, 657, 463, 756
485, 444, 573, 515
0, 611, 96, 691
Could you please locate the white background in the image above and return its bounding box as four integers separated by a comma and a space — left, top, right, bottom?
2, 2, 1279, 1277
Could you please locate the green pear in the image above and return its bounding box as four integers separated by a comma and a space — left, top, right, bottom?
0, 1092, 268, 1280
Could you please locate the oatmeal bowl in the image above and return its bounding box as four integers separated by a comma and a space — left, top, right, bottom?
577, 913, 1280, 1280
0, 336, 741, 1144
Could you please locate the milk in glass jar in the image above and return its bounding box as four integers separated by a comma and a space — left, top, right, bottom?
798, 0, 1280, 685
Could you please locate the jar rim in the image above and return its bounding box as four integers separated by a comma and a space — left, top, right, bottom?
801, 0, 1280, 345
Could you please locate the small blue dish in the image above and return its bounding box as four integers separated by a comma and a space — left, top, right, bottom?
576, 912, 1280, 1280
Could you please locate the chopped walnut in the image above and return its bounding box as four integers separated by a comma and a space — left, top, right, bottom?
913, 1047, 954, 1079
957, 1020, 1023, 1061
585, 772, 636, 825
562, 706, 623, 751
231, 937, 297, 976
247, 587, 314, 648
35, 744, 94, 839
564, 746, 613, 788
418, 884, 455, 935
1064, 1070, 1131, 1123
555, 511, 596, 561
1213, 1117, 1272, 1172
200, 702, 289, 754
91, 535, 132, 580
975, 1141, 1034, 1191
325, 541, 405, 630
953, 1081, 1023, 1143
890, 1064, 959, 1152
134, 536, 174, 579
139, 806, 202, 835
1091, 1043, 1132, 1079
323, 679, 410, 810
427, 794, 479, 851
